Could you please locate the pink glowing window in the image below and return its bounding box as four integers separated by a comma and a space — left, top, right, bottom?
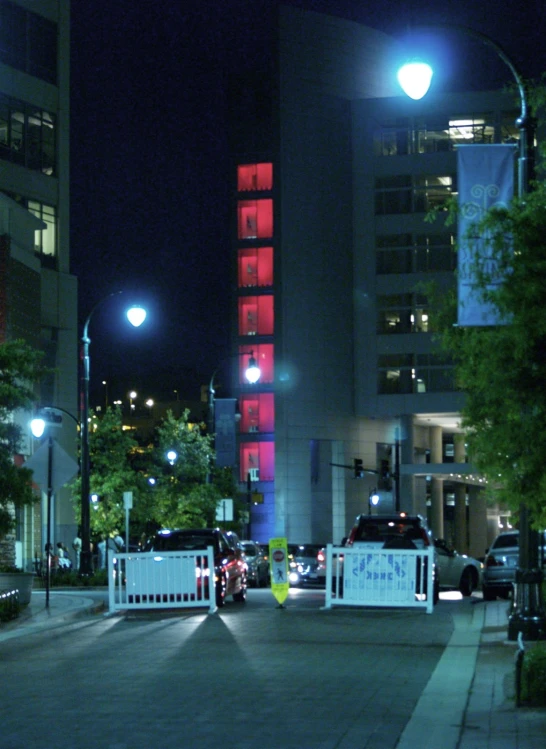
240, 440, 275, 482
237, 163, 273, 192
238, 200, 273, 240
238, 296, 274, 336
239, 393, 274, 433
237, 247, 273, 287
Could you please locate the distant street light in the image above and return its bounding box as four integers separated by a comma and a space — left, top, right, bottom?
80, 292, 147, 576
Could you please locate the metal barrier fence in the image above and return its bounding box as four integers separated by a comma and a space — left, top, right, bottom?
324, 544, 434, 614
108, 549, 217, 615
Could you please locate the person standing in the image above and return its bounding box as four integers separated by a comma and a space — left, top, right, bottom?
72, 531, 82, 572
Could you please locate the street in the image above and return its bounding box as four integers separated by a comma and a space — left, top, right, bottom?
0, 588, 466, 749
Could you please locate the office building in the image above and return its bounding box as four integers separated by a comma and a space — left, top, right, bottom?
0, 1, 77, 569
227, 7, 517, 555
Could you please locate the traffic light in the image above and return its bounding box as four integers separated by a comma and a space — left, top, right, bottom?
354, 458, 364, 479
379, 458, 391, 490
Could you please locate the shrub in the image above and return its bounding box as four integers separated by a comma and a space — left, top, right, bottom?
521, 642, 546, 706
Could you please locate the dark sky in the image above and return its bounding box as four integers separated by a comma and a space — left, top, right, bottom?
70, 0, 546, 406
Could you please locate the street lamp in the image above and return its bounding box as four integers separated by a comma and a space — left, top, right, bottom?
208, 351, 261, 437
80, 292, 147, 576
398, 26, 543, 640
30, 406, 78, 608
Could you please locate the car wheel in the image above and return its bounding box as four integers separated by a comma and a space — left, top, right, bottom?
233, 577, 247, 603
459, 568, 478, 597
482, 584, 497, 601
433, 577, 440, 605
216, 576, 226, 607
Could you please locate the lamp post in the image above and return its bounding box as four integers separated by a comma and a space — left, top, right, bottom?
80, 292, 146, 576
398, 26, 544, 640
30, 406, 78, 608
208, 351, 261, 440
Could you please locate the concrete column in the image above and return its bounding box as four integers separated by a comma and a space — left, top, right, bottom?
468, 486, 488, 560
430, 477, 444, 539
399, 415, 414, 513
429, 427, 443, 538
454, 484, 467, 553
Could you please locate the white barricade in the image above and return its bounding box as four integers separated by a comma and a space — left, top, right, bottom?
324, 544, 434, 614
108, 548, 217, 614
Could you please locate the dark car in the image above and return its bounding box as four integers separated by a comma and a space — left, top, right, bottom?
287, 544, 326, 587
148, 528, 247, 607
240, 540, 269, 587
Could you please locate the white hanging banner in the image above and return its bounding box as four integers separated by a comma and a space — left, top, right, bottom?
457, 144, 515, 326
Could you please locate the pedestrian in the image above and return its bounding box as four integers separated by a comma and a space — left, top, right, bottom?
97, 537, 106, 569
72, 531, 82, 571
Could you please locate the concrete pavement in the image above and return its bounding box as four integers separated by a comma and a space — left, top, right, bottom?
1, 589, 545, 748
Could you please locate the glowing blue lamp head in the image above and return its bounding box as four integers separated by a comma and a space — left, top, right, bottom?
397, 61, 434, 100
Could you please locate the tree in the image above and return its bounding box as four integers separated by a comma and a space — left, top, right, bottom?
435, 180, 546, 528
146, 410, 220, 530
71, 405, 142, 542
0, 340, 47, 564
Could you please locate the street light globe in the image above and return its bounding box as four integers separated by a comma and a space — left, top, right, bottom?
397, 61, 433, 100
126, 305, 147, 327
30, 417, 46, 439
166, 450, 177, 465
245, 354, 261, 384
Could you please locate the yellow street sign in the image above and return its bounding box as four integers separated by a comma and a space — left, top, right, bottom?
251, 492, 263, 504
269, 537, 289, 606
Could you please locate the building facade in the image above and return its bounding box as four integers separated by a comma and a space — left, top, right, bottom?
0, 0, 77, 569
226, 6, 517, 555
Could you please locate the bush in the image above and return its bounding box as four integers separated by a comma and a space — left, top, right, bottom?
521, 642, 546, 706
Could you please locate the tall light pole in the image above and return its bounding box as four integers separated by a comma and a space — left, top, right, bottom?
80, 292, 146, 576
30, 406, 78, 607
208, 351, 261, 439
398, 26, 543, 640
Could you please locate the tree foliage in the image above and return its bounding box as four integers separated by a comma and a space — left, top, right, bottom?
436, 179, 546, 527
71, 407, 230, 543
71, 406, 142, 541
0, 340, 47, 541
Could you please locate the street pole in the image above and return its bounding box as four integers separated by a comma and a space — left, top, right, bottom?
79, 292, 146, 577
399, 24, 543, 639
45, 435, 53, 608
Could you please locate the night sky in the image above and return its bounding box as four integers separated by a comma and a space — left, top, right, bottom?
69, 0, 546, 407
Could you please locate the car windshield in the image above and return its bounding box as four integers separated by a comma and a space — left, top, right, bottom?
242, 543, 258, 555
492, 534, 518, 549
153, 533, 217, 552
354, 518, 425, 544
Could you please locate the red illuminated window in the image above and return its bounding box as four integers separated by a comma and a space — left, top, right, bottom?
238, 200, 273, 239
237, 247, 273, 288
240, 441, 275, 482
237, 163, 273, 192
238, 296, 274, 336
239, 344, 274, 384
240, 393, 274, 433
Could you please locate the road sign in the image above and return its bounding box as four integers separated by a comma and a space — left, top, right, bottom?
216, 498, 234, 522
269, 537, 289, 606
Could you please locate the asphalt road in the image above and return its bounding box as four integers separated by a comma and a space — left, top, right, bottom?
0, 587, 463, 749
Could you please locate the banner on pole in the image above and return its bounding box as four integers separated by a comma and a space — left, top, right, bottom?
457, 144, 515, 326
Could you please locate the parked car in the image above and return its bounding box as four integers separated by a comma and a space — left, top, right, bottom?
147, 528, 247, 607
343, 514, 439, 603
287, 544, 327, 587
240, 540, 269, 587
433, 539, 482, 596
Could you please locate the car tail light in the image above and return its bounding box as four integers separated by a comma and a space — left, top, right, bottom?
485, 555, 502, 567
317, 550, 325, 563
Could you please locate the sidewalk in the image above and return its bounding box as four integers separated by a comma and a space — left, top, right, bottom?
1, 591, 545, 748
0, 588, 106, 642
